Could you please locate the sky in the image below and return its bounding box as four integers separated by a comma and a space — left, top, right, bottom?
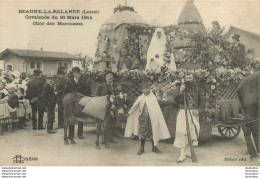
0, 0, 259, 59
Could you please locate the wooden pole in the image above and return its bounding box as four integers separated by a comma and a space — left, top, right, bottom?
183, 88, 198, 162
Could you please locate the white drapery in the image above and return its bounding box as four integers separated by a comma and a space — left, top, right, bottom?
146, 28, 167, 73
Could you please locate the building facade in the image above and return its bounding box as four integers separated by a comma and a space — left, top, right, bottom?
0, 49, 77, 76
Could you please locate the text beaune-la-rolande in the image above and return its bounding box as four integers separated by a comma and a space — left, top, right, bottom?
19, 9, 98, 25
18, 9, 100, 14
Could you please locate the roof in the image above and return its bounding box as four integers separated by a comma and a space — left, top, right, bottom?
102, 10, 148, 26
0, 49, 77, 61
177, 1, 204, 25
221, 25, 260, 57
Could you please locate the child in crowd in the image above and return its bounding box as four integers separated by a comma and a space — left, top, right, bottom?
16, 87, 28, 129
18, 74, 32, 122
7, 85, 19, 131
124, 81, 171, 155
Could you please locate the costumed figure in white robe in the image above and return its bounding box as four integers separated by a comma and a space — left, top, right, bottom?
124, 81, 171, 155
146, 28, 167, 73
173, 73, 205, 163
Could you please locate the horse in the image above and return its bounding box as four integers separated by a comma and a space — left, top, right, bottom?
63, 92, 127, 149
237, 71, 260, 159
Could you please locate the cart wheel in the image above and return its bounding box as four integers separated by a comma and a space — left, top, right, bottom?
218, 125, 241, 139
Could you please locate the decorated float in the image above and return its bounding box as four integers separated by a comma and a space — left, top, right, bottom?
89, 3, 260, 142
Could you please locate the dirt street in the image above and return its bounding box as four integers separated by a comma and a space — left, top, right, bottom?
0, 115, 259, 166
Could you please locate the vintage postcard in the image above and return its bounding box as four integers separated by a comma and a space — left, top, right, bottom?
0, 0, 259, 167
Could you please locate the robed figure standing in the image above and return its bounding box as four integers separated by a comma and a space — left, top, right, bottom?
124, 82, 171, 155
146, 28, 176, 73
146, 28, 167, 73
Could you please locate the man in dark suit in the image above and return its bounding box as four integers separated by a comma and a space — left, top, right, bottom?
231, 34, 246, 67
42, 78, 57, 133
64, 67, 91, 139
26, 69, 46, 130
55, 67, 66, 129
96, 70, 122, 142
96, 71, 122, 96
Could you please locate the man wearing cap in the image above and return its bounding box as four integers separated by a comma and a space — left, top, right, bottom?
96, 70, 123, 142
26, 69, 46, 130
173, 72, 205, 163
64, 67, 91, 139
55, 66, 66, 129
231, 33, 246, 67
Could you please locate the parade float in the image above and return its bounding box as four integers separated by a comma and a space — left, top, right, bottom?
87, 2, 260, 142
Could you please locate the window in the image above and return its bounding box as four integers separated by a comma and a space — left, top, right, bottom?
36, 62, 42, 69
58, 62, 69, 69
30, 61, 35, 69
30, 61, 42, 69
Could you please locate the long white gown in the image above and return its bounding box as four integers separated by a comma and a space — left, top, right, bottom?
146, 28, 167, 73
173, 109, 200, 148
146, 28, 177, 73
